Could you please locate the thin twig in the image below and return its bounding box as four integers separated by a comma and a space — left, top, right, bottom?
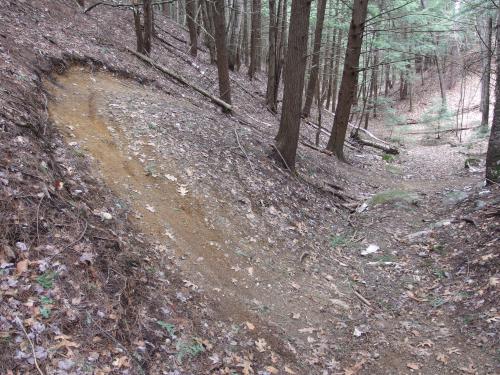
50, 219, 88, 260
234, 128, 254, 170
270, 144, 291, 172
16, 318, 45, 375
352, 288, 372, 307
36, 195, 44, 246
91, 318, 144, 372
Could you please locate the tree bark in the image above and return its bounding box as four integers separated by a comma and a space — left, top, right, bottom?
248, 0, 262, 78
163, 1, 170, 16
302, 0, 327, 117
266, 0, 278, 111
242, 0, 250, 66
275, 0, 312, 169
486, 9, 500, 182
480, 16, 493, 129
212, 0, 232, 106
326, 0, 368, 160
201, 0, 216, 62
185, 0, 198, 56
372, 46, 379, 118
228, 0, 242, 69
143, 0, 153, 55
330, 28, 343, 112
133, 5, 145, 54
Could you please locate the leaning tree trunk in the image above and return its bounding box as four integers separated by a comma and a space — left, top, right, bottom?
274, 0, 312, 169
302, 0, 327, 117
185, 0, 198, 56
326, 0, 368, 160
486, 9, 500, 183
212, 0, 232, 106
248, 0, 262, 78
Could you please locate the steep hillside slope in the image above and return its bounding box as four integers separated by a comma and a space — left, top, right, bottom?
0, 1, 498, 374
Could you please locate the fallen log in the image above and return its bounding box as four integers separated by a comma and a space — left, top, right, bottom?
303, 120, 356, 150
126, 48, 232, 112
353, 136, 399, 154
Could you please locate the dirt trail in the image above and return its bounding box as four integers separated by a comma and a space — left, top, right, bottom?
46, 67, 497, 374
46, 67, 335, 364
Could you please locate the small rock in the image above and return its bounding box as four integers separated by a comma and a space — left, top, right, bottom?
100, 212, 112, 220
58, 359, 75, 370
15, 242, 28, 252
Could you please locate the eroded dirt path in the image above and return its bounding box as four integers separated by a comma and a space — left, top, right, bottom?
46, 67, 497, 374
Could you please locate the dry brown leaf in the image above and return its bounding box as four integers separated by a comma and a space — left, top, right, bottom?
417, 339, 434, 348
245, 321, 255, 331
407, 362, 421, 370
255, 338, 267, 352
344, 358, 367, 375
16, 259, 29, 274
284, 366, 296, 374
112, 355, 130, 368
266, 366, 279, 374
459, 364, 477, 374
436, 353, 449, 364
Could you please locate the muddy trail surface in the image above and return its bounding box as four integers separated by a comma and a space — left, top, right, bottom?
46, 67, 497, 374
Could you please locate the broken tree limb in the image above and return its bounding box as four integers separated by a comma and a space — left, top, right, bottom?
126, 48, 232, 112
300, 141, 334, 156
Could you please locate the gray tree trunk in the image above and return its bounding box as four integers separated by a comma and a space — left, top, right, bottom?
275, 0, 312, 169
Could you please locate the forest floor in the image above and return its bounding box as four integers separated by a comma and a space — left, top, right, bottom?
0, 1, 498, 374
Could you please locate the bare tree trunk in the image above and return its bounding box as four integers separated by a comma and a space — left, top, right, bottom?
435, 54, 446, 107
201, 0, 216, 62
133, 2, 145, 54
384, 63, 391, 96
330, 28, 343, 112
480, 16, 493, 129
143, 0, 153, 55
266, 0, 278, 111
248, 0, 262, 78
486, 9, 500, 183
212, 0, 232, 106
228, 0, 242, 69
302, 0, 327, 117
242, 0, 250, 66
326, 0, 368, 159
275, 0, 312, 169
372, 46, 379, 117
324, 28, 335, 110
185, 0, 198, 56
163, 1, 170, 16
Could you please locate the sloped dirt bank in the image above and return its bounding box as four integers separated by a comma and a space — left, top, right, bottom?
46, 66, 297, 358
